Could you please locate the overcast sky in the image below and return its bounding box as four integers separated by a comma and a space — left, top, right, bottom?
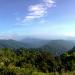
0, 0, 75, 39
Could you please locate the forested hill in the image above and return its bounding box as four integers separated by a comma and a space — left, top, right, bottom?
20, 38, 49, 48
0, 39, 29, 48
41, 40, 75, 55
0, 39, 75, 55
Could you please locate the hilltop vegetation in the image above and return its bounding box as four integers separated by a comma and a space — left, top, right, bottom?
0, 47, 75, 75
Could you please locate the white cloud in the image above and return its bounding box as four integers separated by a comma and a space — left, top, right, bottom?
43, 0, 55, 7
15, 0, 55, 26
24, 4, 46, 21
24, 0, 55, 21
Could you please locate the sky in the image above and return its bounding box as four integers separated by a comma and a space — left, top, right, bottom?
0, 0, 75, 39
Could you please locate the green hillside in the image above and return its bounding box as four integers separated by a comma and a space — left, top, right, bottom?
41, 40, 75, 55
0, 39, 28, 48
0, 39, 75, 56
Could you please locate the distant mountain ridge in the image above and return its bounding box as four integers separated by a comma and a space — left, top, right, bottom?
0, 39, 75, 55
21, 38, 49, 48
0, 39, 28, 48
41, 40, 75, 55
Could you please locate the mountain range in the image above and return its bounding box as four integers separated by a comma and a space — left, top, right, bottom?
0, 38, 75, 55
0, 39, 28, 48
40, 40, 75, 55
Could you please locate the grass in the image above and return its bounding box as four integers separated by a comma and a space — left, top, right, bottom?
32, 71, 75, 75
1, 66, 75, 75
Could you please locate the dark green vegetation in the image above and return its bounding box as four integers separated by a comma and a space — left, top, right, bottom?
0, 47, 75, 75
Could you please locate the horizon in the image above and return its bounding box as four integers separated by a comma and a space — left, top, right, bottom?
0, 0, 75, 39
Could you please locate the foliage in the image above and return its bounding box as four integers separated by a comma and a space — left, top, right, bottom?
0, 47, 75, 75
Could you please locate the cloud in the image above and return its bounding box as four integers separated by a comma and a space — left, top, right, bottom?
15, 0, 55, 26
43, 0, 55, 7
24, 0, 55, 21
24, 4, 46, 21
0, 34, 17, 40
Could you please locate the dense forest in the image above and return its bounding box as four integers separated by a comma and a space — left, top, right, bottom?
0, 47, 75, 75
